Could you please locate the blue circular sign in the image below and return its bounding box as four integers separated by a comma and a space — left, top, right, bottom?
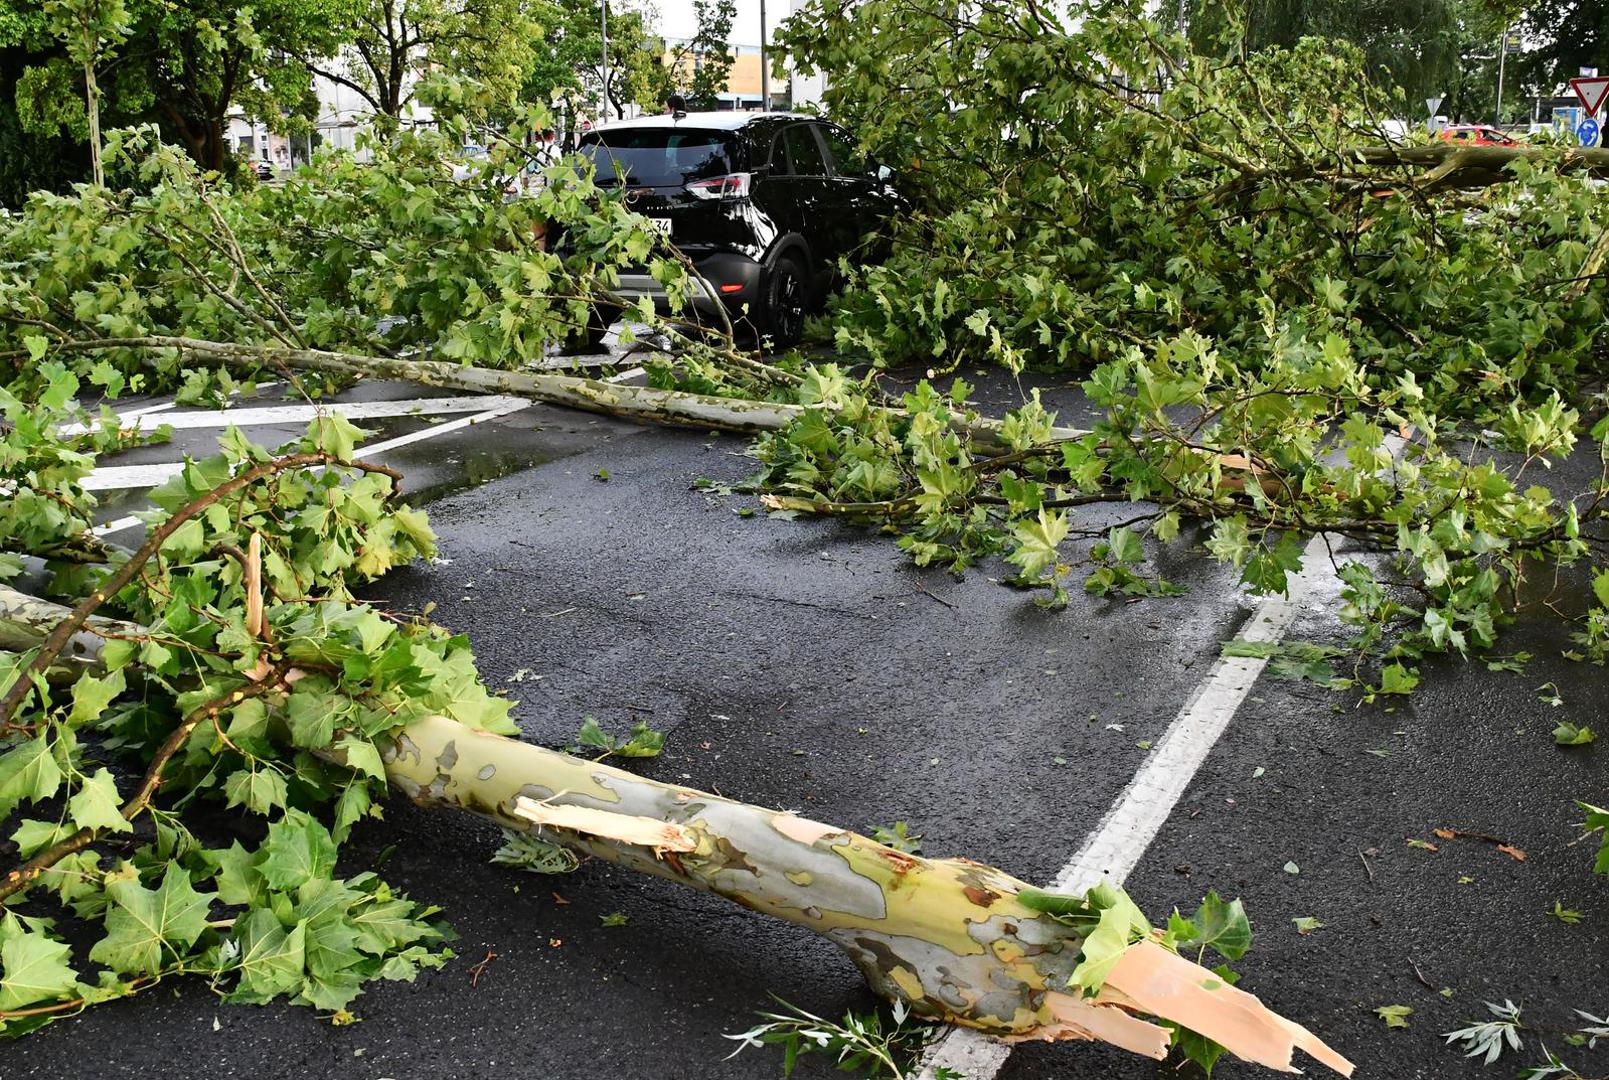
1579, 118, 1601, 146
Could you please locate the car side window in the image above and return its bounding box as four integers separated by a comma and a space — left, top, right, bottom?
767, 133, 792, 175
783, 125, 827, 177
819, 125, 866, 178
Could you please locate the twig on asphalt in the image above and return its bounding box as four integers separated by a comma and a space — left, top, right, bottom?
1408, 959, 1435, 991
1358, 848, 1376, 883
469, 950, 497, 988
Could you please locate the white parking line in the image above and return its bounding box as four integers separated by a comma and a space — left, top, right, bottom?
921, 436, 1406, 1079
78, 396, 529, 490
919, 535, 1334, 1078
90, 369, 643, 536
66, 394, 527, 437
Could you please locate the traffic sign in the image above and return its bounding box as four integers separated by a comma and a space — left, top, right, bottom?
1502, 30, 1522, 53
1571, 76, 1609, 118
1425, 96, 1443, 116
1579, 118, 1601, 147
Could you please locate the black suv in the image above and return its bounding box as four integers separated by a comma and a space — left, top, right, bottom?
575, 112, 903, 347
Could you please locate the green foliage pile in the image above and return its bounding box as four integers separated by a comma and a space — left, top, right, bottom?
781, 1, 1607, 415
0, 371, 524, 1032
764, 1, 1609, 877
0, 99, 718, 398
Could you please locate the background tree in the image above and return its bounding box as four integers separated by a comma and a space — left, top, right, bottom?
4, 0, 346, 175
42, 0, 131, 185
1514, 0, 1609, 96
1184, 0, 1518, 121
665, 0, 734, 110
305, 0, 538, 120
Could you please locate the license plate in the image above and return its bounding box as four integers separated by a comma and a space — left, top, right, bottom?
646, 217, 673, 236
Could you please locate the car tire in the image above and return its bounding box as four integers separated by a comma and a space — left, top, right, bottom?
760, 254, 808, 348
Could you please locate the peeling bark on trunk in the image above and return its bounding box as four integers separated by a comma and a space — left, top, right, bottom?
0, 586, 1349, 1074
389, 714, 1350, 1075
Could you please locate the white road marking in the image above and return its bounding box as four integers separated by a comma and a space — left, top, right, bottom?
90, 368, 643, 535
342, 396, 533, 458
79, 396, 528, 490
918, 536, 1333, 1078
921, 437, 1406, 1079
63, 394, 526, 436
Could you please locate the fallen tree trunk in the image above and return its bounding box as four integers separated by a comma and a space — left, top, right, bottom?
1347, 143, 1609, 191
10, 336, 1089, 448
0, 584, 1349, 1074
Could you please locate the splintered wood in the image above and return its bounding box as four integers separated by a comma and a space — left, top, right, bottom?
511, 796, 697, 854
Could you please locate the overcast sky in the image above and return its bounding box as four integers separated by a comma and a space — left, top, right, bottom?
648, 0, 772, 48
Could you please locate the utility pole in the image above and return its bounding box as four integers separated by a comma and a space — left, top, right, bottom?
600, 0, 610, 120
1494, 22, 1508, 127
759, 0, 769, 111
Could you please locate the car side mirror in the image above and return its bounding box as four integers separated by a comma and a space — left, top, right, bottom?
875, 163, 895, 183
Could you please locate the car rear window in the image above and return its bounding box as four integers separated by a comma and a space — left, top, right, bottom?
578, 129, 736, 188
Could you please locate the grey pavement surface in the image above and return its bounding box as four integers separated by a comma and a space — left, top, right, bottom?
7, 370, 1608, 1080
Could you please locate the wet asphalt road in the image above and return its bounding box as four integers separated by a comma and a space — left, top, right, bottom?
7, 372, 1608, 1080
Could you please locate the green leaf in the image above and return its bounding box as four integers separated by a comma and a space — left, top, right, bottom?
0, 917, 77, 1011
89, 864, 214, 976
1107, 525, 1144, 565
1240, 536, 1306, 596
1068, 894, 1145, 997
1376, 663, 1419, 695
0, 735, 63, 816
229, 910, 307, 1001
1176, 891, 1251, 962
335, 734, 386, 780
574, 716, 612, 752
11, 818, 71, 859
1006, 509, 1069, 580
1292, 916, 1325, 935
1204, 517, 1251, 567
223, 768, 289, 815
260, 811, 338, 892
203, 841, 267, 908
68, 768, 131, 834
1553, 722, 1596, 746
67, 669, 126, 727
285, 680, 350, 749
1375, 1004, 1413, 1029
614, 723, 665, 758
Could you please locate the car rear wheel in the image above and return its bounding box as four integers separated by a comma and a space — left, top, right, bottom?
760, 255, 808, 348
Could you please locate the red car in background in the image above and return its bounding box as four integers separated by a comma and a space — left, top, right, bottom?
1437, 125, 1519, 146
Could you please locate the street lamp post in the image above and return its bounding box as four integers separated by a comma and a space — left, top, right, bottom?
1494, 23, 1509, 128
600, 0, 610, 120
759, 0, 769, 111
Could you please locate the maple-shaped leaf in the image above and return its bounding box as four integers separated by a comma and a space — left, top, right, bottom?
0, 915, 78, 1011
260, 811, 338, 891
0, 735, 62, 816
89, 864, 213, 976
228, 909, 307, 1002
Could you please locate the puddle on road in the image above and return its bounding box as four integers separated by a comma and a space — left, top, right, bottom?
391, 444, 578, 505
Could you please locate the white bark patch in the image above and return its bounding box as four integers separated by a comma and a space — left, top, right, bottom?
770, 814, 845, 846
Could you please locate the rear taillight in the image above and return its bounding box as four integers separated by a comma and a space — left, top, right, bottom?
685, 173, 751, 200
